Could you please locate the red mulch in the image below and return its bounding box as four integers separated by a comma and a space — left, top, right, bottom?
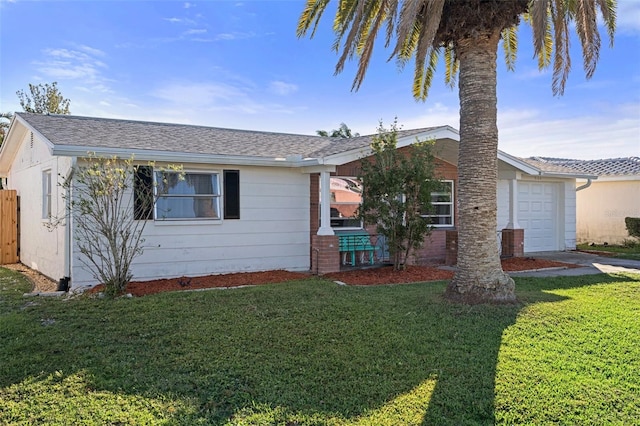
88, 257, 578, 297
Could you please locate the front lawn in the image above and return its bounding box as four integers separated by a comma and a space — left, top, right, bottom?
577, 242, 640, 260
1, 268, 638, 425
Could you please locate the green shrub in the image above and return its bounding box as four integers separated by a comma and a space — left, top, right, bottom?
625, 217, 640, 239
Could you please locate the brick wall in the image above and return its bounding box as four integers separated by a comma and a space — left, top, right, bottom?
501, 228, 524, 258
311, 235, 340, 274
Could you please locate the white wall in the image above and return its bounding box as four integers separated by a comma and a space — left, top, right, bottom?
6, 131, 71, 282
576, 179, 640, 244
70, 164, 311, 289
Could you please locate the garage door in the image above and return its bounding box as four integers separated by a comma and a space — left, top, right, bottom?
518, 182, 559, 252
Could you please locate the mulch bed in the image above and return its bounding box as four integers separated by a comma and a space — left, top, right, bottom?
85, 257, 579, 297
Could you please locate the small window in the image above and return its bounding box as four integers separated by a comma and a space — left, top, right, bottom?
223, 170, 240, 219
42, 170, 52, 219
422, 180, 454, 227
155, 171, 220, 220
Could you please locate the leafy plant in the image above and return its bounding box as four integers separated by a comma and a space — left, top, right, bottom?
625, 217, 640, 240
52, 154, 182, 296
358, 120, 441, 270
16, 82, 71, 115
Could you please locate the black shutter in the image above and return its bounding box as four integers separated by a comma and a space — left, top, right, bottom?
223, 170, 240, 219
134, 166, 153, 220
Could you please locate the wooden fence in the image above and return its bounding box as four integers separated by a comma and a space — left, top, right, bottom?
0, 190, 18, 264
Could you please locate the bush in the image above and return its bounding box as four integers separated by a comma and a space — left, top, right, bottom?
625, 217, 640, 239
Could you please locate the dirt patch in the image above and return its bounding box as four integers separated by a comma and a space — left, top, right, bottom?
81, 256, 578, 296
2, 263, 58, 292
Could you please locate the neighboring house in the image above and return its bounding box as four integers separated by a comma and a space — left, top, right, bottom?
531, 157, 640, 245
0, 113, 592, 291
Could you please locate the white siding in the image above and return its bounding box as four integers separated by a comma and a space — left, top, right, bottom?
6, 131, 71, 282
70, 165, 310, 289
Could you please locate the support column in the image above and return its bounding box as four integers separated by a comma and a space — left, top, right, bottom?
506, 178, 520, 229
501, 228, 524, 258
317, 171, 334, 236
311, 235, 340, 274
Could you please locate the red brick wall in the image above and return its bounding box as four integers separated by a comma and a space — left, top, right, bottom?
311, 235, 340, 274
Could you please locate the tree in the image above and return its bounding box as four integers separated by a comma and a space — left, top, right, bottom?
298, 0, 615, 304
17, 82, 71, 115
317, 122, 360, 138
0, 112, 12, 147
55, 155, 182, 296
358, 120, 441, 270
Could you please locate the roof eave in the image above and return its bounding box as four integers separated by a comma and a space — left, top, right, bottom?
51, 145, 321, 168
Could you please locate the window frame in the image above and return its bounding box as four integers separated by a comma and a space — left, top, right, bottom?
42, 169, 52, 220
422, 180, 455, 228
324, 176, 364, 230
154, 169, 222, 221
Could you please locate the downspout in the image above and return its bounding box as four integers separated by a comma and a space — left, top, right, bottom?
576, 179, 592, 191
63, 157, 76, 290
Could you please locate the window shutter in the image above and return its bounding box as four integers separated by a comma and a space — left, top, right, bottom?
223, 170, 240, 219
134, 165, 153, 220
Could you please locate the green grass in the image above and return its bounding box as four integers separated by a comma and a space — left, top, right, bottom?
577, 242, 640, 260
1, 268, 639, 425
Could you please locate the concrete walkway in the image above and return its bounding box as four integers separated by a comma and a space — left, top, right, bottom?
512, 251, 640, 277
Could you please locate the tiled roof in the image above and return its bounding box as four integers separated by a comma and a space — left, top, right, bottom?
517, 157, 585, 175
531, 156, 640, 176
16, 112, 440, 160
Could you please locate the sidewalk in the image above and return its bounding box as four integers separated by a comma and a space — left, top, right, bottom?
512, 251, 640, 277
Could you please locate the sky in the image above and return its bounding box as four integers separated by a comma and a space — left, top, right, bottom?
0, 0, 638, 160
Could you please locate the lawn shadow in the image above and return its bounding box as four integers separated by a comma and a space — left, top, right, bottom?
0, 270, 636, 424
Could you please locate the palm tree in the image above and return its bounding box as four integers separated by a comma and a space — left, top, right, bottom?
298, 0, 615, 304
317, 122, 360, 138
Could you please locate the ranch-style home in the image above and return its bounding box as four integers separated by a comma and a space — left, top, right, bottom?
0, 112, 594, 291
530, 157, 640, 245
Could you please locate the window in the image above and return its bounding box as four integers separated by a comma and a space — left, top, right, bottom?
422, 180, 454, 227
42, 170, 52, 219
323, 176, 363, 228
223, 170, 240, 219
155, 171, 220, 220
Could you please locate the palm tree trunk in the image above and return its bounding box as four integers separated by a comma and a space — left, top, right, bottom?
445, 30, 516, 304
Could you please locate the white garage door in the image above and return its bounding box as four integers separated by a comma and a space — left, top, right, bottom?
518, 182, 559, 252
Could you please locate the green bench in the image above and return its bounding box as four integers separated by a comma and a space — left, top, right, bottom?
338, 232, 375, 266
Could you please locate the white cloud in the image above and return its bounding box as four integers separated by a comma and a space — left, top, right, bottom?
34, 46, 111, 93
214, 32, 255, 41
497, 104, 640, 160
184, 28, 206, 35
268, 81, 298, 96
617, 0, 640, 34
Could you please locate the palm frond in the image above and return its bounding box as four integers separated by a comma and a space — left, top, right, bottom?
296, 0, 331, 38
501, 26, 518, 72
573, 0, 601, 79
550, 0, 572, 95
413, 47, 440, 100
444, 43, 458, 89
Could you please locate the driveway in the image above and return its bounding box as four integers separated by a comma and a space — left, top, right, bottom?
513, 251, 640, 277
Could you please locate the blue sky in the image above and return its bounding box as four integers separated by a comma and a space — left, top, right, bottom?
1, 0, 638, 160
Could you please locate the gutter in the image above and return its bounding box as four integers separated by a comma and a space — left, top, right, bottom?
576, 178, 592, 191
51, 145, 322, 168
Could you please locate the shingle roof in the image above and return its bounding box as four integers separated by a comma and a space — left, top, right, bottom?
517, 157, 585, 175
16, 112, 440, 160
531, 156, 640, 176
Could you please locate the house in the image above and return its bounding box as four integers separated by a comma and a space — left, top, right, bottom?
531, 157, 640, 245
0, 112, 593, 291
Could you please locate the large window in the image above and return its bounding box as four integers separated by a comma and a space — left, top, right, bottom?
422, 180, 454, 227
155, 171, 221, 220
323, 176, 363, 228
42, 169, 52, 219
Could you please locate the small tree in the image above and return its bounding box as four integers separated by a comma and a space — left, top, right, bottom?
56, 155, 181, 296
17, 82, 71, 115
358, 121, 441, 271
